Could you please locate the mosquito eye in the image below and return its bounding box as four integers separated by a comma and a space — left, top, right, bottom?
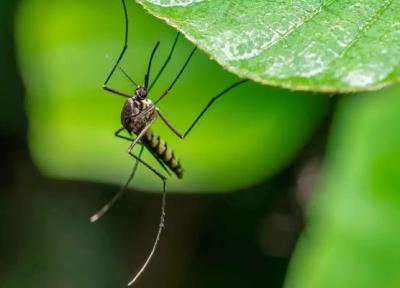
136, 87, 147, 98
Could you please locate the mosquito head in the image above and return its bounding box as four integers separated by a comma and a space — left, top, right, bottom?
135, 85, 148, 100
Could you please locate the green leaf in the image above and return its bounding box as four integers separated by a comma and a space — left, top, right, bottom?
285, 84, 400, 287
135, 0, 400, 93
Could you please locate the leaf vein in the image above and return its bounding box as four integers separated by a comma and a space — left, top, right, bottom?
332, 0, 394, 65
265, 0, 337, 51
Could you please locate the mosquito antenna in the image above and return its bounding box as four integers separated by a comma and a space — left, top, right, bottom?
106, 55, 138, 87
127, 180, 167, 286
154, 46, 197, 105
118, 65, 138, 87
104, 0, 129, 86
144, 41, 161, 88
90, 145, 144, 223
148, 32, 180, 92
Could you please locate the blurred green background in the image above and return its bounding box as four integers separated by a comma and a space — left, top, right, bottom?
1, 0, 400, 287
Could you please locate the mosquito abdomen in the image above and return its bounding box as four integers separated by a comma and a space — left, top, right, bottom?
143, 129, 183, 178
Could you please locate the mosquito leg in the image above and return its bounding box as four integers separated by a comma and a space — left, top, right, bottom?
156, 109, 184, 139
144, 42, 161, 88
144, 147, 172, 177
127, 119, 155, 153
126, 162, 167, 286
104, 0, 128, 86
102, 0, 131, 98
90, 145, 145, 223
128, 149, 168, 287
103, 86, 131, 98
157, 79, 248, 138
182, 79, 248, 137
153, 46, 197, 105
114, 127, 171, 175
148, 32, 180, 92
114, 127, 138, 142
114, 127, 171, 176
128, 151, 166, 181
132, 45, 196, 119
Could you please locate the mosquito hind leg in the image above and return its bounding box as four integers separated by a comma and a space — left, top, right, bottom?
90, 144, 145, 223
145, 147, 172, 177
126, 151, 167, 286
128, 151, 166, 181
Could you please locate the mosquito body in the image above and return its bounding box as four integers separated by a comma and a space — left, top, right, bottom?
90, 0, 248, 286
121, 86, 183, 178
121, 87, 156, 136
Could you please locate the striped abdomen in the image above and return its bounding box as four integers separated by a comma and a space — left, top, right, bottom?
142, 129, 183, 179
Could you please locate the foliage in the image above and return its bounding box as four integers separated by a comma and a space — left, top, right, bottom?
286, 85, 400, 288
136, 0, 400, 92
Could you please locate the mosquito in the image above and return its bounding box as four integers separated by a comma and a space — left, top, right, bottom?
90, 0, 248, 286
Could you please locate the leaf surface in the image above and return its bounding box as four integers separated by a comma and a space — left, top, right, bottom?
136, 0, 400, 92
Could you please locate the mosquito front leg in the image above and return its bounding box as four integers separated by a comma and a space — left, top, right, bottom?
130, 43, 196, 121
153, 46, 197, 105
157, 79, 248, 139
102, 0, 131, 98
148, 32, 180, 92
144, 41, 160, 88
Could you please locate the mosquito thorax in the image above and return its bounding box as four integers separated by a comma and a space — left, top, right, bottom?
135, 85, 147, 99
121, 93, 155, 134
